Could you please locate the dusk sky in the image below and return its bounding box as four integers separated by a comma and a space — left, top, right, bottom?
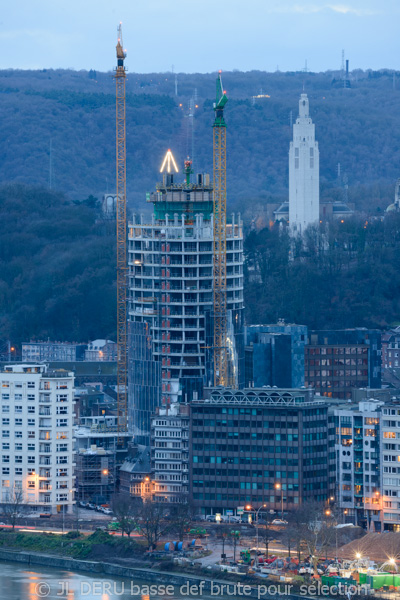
1, 0, 399, 73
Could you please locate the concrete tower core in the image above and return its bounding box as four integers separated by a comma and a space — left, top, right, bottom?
289, 93, 320, 235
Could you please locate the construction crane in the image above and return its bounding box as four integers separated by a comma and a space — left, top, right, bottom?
115, 24, 128, 444
213, 73, 229, 387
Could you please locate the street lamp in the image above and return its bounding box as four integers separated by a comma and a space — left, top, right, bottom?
374, 490, 384, 532
245, 503, 267, 553
62, 489, 74, 535
389, 558, 396, 589
275, 483, 284, 519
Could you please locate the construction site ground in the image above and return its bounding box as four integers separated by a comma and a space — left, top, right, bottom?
337, 532, 400, 562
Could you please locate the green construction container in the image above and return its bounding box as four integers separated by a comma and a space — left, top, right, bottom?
366, 574, 400, 589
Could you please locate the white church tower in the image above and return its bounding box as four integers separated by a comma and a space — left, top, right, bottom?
289, 93, 319, 234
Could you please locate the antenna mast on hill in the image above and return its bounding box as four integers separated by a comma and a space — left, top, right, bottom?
49, 138, 53, 189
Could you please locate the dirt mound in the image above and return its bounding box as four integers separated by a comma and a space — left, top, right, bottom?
337, 533, 400, 562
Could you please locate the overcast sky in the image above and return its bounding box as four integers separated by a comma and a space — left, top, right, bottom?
0, 0, 398, 73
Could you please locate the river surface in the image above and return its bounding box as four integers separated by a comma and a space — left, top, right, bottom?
0, 561, 252, 600
0, 561, 192, 599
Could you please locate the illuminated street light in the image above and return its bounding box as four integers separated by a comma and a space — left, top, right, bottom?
244, 503, 267, 555
275, 483, 284, 519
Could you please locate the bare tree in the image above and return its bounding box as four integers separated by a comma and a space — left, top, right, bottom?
261, 520, 276, 559
216, 525, 230, 560
286, 508, 306, 562
230, 530, 241, 563
138, 500, 167, 550
111, 493, 140, 537
168, 499, 194, 541
281, 524, 295, 559
290, 501, 327, 573
0, 489, 26, 531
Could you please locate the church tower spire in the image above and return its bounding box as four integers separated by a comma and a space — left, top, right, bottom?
289, 93, 319, 235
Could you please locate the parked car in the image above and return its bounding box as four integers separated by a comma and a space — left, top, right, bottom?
103, 508, 113, 515
87, 503, 96, 510
272, 519, 288, 526
206, 515, 216, 522
229, 516, 241, 523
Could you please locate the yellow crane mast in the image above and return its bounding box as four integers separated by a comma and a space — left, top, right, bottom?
115, 24, 128, 443
213, 73, 229, 387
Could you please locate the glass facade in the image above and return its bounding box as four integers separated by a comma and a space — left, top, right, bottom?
245, 324, 307, 388
189, 388, 329, 514
306, 329, 382, 399
129, 321, 161, 444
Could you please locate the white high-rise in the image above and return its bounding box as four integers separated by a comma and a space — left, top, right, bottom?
289, 93, 319, 235
0, 364, 75, 515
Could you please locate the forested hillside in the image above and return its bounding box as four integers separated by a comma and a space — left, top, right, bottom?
0, 184, 115, 344
0, 68, 399, 214
2, 183, 400, 346
245, 214, 400, 330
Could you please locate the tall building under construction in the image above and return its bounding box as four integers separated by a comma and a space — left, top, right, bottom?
128, 163, 245, 444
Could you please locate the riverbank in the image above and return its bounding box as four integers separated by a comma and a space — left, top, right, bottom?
0, 546, 315, 600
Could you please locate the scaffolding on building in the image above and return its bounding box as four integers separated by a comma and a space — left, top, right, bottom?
75, 447, 115, 503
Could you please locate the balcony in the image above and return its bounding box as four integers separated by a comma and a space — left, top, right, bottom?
39, 483, 51, 491
39, 394, 51, 404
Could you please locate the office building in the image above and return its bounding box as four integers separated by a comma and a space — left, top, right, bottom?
189, 387, 330, 515
0, 364, 75, 514
245, 322, 307, 388
305, 329, 381, 399
128, 167, 245, 444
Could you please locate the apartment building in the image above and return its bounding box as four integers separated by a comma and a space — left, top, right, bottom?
333, 399, 382, 530
22, 341, 87, 362
151, 403, 189, 503
0, 364, 75, 514
380, 403, 400, 531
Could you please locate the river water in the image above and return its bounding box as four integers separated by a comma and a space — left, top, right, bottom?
0, 561, 190, 599
0, 561, 258, 600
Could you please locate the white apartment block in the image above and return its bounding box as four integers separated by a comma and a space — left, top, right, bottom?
381, 404, 400, 531
0, 364, 75, 514
334, 399, 382, 530
151, 404, 189, 503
